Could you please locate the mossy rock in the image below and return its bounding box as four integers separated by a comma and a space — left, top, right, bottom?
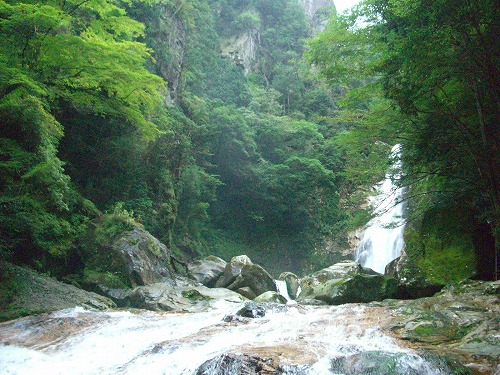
0, 262, 115, 322
82, 225, 176, 287
181, 289, 211, 301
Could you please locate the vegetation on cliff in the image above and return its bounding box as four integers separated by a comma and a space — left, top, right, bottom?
0, 0, 497, 281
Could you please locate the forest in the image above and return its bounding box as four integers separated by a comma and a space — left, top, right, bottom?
0, 0, 498, 282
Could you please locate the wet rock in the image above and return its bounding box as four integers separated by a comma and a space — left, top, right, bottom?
297, 262, 398, 305
236, 302, 266, 318
216, 255, 253, 288
0, 262, 115, 321
112, 279, 245, 312
329, 350, 468, 375
385, 252, 443, 299
388, 280, 500, 369
228, 264, 277, 297
195, 353, 276, 375
278, 272, 300, 299
187, 256, 227, 287
254, 291, 287, 304
195, 353, 308, 374
236, 287, 257, 300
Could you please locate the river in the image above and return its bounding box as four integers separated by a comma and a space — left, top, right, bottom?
0, 297, 460, 375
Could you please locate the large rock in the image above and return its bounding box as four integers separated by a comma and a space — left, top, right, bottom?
329, 350, 468, 375
187, 255, 227, 287
385, 252, 443, 299
278, 272, 300, 300
297, 261, 398, 305
216, 255, 253, 288
254, 291, 287, 304
84, 226, 176, 288
195, 353, 277, 375
236, 302, 267, 318
108, 277, 246, 312
227, 263, 277, 297
0, 262, 115, 322
389, 280, 500, 359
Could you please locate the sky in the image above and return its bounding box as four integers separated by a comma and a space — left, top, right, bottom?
334, 0, 361, 13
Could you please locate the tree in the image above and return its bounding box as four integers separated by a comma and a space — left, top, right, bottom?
309, 0, 499, 279
369, 0, 500, 279
0, 0, 165, 266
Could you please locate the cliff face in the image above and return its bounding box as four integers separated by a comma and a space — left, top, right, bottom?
300, 0, 335, 31
220, 30, 260, 75
220, 0, 334, 74
128, 2, 187, 104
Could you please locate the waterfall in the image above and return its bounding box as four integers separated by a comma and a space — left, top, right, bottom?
355, 145, 405, 274
275, 279, 292, 301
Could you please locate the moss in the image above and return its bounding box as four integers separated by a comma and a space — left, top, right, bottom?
93, 203, 137, 246
404, 207, 477, 285
83, 269, 130, 290
181, 289, 210, 301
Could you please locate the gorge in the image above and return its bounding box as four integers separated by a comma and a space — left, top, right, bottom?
1, 0, 499, 373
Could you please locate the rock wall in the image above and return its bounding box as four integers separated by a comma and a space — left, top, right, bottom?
300, 0, 335, 31
220, 30, 260, 75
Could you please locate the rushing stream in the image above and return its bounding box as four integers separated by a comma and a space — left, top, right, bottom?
355, 145, 406, 274
0, 300, 454, 375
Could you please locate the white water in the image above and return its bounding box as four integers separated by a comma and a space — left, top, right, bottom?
276, 279, 293, 301
0, 302, 449, 375
355, 145, 406, 274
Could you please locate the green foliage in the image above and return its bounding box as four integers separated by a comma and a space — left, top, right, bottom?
0, 0, 164, 267
82, 269, 130, 290
405, 207, 477, 284
94, 203, 137, 246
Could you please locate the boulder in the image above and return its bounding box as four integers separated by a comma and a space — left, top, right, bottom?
109, 278, 245, 312
254, 291, 287, 304
389, 281, 500, 358
278, 272, 300, 299
235, 287, 257, 300
83, 226, 176, 288
329, 350, 469, 375
297, 261, 398, 305
215, 255, 253, 288
195, 353, 276, 375
0, 262, 115, 321
385, 252, 443, 299
227, 263, 277, 297
187, 255, 227, 287
236, 302, 266, 318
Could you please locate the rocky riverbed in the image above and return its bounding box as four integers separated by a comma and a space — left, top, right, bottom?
0, 273, 498, 374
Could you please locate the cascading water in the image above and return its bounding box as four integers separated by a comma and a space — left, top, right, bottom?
0, 303, 454, 375
355, 145, 406, 274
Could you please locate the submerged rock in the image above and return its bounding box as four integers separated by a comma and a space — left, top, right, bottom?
187, 255, 227, 287
297, 261, 398, 305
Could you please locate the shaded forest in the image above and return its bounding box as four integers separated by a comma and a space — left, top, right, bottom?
1, 0, 498, 280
